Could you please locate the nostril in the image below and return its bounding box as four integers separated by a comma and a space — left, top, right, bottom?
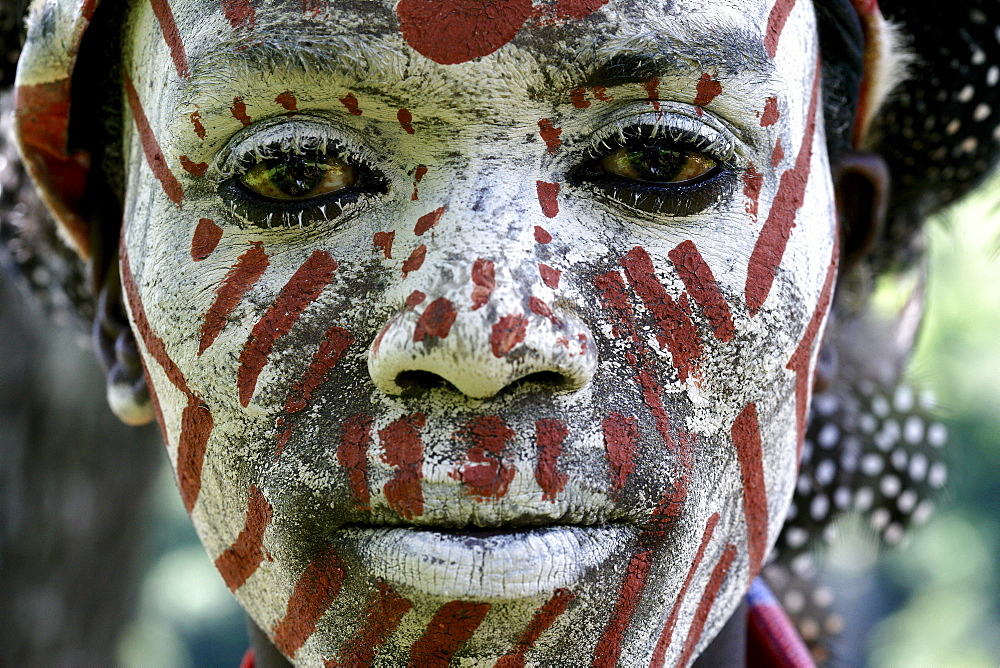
394, 369, 571, 398
395, 370, 459, 394
511, 370, 568, 390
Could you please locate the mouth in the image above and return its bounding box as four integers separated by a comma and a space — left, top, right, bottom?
338, 523, 638, 600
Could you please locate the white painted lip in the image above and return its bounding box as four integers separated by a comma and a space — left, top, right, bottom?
340, 525, 636, 600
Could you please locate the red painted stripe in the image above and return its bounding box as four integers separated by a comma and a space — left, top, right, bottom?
340, 93, 362, 115
471, 258, 495, 310
495, 588, 576, 667
407, 601, 491, 667
275, 90, 297, 111
406, 290, 426, 309
214, 485, 273, 591
411, 165, 428, 200
745, 56, 821, 315
742, 161, 764, 224
764, 0, 798, 58
237, 251, 337, 407
191, 218, 222, 261
302, 0, 327, 15
786, 245, 838, 458
398, 108, 416, 134
692, 74, 722, 106
536, 181, 560, 218
538, 119, 562, 153
539, 264, 560, 288
643, 77, 660, 111
415, 206, 446, 236
414, 297, 457, 342
570, 87, 590, 108
272, 545, 347, 658
649, 513, 720, 666
124, 73, 184, 205
285, 326, 353, 413
149, 0, 189, 78
676, 544, 738, 667
668, 240, 735, 342
402, 244, 426, 276
621, 246, 702, 382
535, 418, 569, 501
189, 110, 206, 139
771, 137, 785, 169
231, 96, 252, 125
731, 402, 769, 578
199, 241, 269, 354
602, 412, 639, 494
760, 96, 780, 126
221, 0, 255, 29
534, 226, 552, 244
337, 413, 373, 510
373, 231, 394, 258
380, 413, 426, 520
491, 314, 529, 357
453, 415, 516, 499
327, 581, 412, 666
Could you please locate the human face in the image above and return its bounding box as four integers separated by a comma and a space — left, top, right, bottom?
119, 0, 836, 664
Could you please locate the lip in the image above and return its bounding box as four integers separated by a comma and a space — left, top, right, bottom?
339, 524, 637, 599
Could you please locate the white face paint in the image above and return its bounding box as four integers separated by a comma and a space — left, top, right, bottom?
119, 0, 836, 663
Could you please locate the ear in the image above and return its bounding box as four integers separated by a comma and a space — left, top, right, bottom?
93, 257, 154, 426
833, 152, 890, 275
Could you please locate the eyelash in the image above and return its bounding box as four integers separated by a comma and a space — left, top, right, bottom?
572, 115, 739, 217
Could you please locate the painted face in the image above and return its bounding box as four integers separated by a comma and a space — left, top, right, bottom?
119, 0, 836, 664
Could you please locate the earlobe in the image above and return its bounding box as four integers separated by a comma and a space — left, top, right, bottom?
833, 152, 890, 275
94, 257, 155, 426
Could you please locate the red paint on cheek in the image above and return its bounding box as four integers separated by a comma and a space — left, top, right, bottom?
221, 0, 255, 29
643, 77, 660, 111
337, 413, 374, 511
731, 402, 769, 578
380, 413, 426, 520
189, 110, 206, 139
415, 206, 446, 236
677, 544, 738, 667
536, 181, 560, 218
328, 581, 412, 666
199, 241, 269, 354
495, 588, 576, 667
453, 415, 517, 499
534, 225, 552, 244
668, 240, 736, 342
214, 485, 273, 591
553, 0, 609, 19
411, 164, 428, 201
693, 73, 723, 106
409, 601, 491, 663
406, 290, 426, 309
396, 0, 533, 65
284, 326, 353, 414
539, 264, 560, 288
275, 90, 298, 111
190, 218, 222, 260
397, 108, 415, 134
570, 87, 590, 108
231, 96, 252, 126
760, 96, 780, 126
620, 246, 702, 383
534, 418, 569, 501
528, 296, 554, 321
373, 231, 394, 259
124, 73, 184, 205
150, 0, 189, 78
237, 251, 338, 407
179, 155, 208, 177
414, 297, 458, 342
742, 162, 764, 223
771, 137, 785, 168
650, 512, 720, 664
538, 119, 562, 153
764, 0, 798, 59
491, 314, 529, 357
591, 86, 613, 102
272, 545, 347, 658
402, 244, 427, 276
339, 92, 362, 115
471, 258, 495, 310
602, 412, 638, 494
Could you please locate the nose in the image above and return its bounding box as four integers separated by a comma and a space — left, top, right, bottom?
368, 258, 597, 399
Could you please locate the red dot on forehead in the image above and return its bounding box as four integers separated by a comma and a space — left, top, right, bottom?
396, 0, 534, 65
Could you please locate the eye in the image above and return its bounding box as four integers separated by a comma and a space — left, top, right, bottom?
600, 146, 717, 184
240, 155, 358, 200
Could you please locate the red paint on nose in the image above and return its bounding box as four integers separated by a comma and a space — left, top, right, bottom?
760, 96, 780, 126
668, 240, 736, 342
405, 290, 426, 309
330, 581, 413, 666
414, 297, 458, 342
339, 92, 362, 115
693, 73, 723, 106
471, 258, 495, 310
569, 87, 591, 108
380, 413, 426, 520
536, 181, 560, 218
214, 485, 273, 591
189, 110, 206, 139
538, 119, 562, 153
534, 418, 569, 501
275, 90, 298, 111
272, 545, 347, 658
415, 206, 446, 236
402, 245, 427, 276
602, 413, 638, 494
337, 413, 374, 511
534, 225, 552, 244
373, 230, 394, 259
491, 314, 529, 357
731, 402, 769, 579
539, 264, 560, 288
231, 96, 252, 126
453, 415, 517, 499
200, 241, 269, 354
496, 588, 576, 667
179, 155, 208, 176
190, 218, 222, 260
396, 0, 533, 65
643, 77, 660, 111
397, 108, 416, 134
743, 162, 764, 223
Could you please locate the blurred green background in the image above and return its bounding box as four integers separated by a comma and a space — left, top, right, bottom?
111, 186, 1000, 667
